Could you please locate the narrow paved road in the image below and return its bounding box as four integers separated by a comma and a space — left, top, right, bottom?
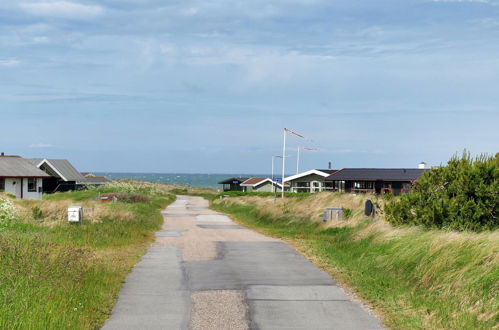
102, 196, 382, 330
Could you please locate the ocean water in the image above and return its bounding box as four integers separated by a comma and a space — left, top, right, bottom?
95, 173, 271, 189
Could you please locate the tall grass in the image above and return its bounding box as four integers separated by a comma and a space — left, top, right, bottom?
0, 190, 174, 329
213, 198, 499, 329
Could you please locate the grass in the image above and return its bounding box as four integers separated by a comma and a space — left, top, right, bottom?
0, 188, 175, 329
212, 197, 499, 330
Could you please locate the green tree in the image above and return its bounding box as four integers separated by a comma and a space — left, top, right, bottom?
385, 151, 498, 231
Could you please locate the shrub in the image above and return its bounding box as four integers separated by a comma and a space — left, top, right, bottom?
343, 208, 353, 219
32, 206, 43, 220
385, 152, 499, 231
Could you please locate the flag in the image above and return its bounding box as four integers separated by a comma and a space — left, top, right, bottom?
284, 128, 305, 138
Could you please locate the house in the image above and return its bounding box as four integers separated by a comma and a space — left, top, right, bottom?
283, 169, 338, 193
240, 177, 289, 192
81, 172, 113, 186
324, 168, 426, 195
0, 156, 51, 199
218, 177, 249, 191
28, 158, 87, 193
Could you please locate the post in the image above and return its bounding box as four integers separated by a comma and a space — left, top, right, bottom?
296, 146, 300, 174
271, 156, 275, 195
282, 129, 286, 198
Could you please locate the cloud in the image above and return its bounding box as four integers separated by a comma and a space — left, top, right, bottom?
29, 143, 54, 148
19, 1, 104, 20
0, 58, 20, 66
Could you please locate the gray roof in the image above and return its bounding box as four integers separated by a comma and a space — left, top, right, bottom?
325, 168, 426, 182
28, 158, 86, 183
218, 177, 249, 184
82, 176, 112, 184
0, 157, 51, 178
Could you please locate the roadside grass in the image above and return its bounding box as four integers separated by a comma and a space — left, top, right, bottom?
212, 200, 499, 330
0, 189, 175, 329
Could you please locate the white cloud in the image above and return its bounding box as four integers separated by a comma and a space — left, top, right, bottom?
181, 7, 200, 16
19, 1, 104, 20
32, 36, 50, 44
0, 58, 20, 66
29, 143, 54, 148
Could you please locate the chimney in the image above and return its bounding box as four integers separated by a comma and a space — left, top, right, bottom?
328, 162, 332, 170
418, 162, 426, 169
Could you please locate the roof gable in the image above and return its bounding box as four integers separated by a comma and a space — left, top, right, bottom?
31, 159, 86, 183
241, 177, 272, 186
283, 169, 338, 183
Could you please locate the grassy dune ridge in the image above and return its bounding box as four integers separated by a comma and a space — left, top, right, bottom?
0, 181, 180, 329
212, 193, 499, 329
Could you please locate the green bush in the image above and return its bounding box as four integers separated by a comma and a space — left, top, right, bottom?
32, 206, 43, 220
385, 152, 499, 231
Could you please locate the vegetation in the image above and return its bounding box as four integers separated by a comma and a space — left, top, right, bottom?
212, 194, 498, 329
216, 190, 310, 198
386, 152, 499, 231
0, 184, 175, 329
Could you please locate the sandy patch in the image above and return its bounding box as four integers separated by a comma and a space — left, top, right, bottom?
190, 290, 249, 330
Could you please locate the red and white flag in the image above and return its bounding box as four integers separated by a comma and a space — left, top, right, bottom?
284, 128, 305, 138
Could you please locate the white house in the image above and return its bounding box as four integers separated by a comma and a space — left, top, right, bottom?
283, 169, 338, 193
240, 177, 289, 192
0, 156, 51, 199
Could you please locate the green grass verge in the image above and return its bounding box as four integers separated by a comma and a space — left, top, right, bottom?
0, 191, 175, 329
212, 202, 499, 330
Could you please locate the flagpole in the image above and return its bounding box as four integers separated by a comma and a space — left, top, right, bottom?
296, 146, 300, 174
271, 156, 275, 195
282, 129, 286, 198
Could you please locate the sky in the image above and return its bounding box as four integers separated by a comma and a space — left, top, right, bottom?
1, 0, 498, 173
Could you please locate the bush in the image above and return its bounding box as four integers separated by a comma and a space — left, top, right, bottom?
385, 152, 499, 231
32, 206, 43, 220
100, 193, 149, 203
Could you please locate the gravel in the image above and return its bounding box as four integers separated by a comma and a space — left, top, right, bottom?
190, 290, 249, 330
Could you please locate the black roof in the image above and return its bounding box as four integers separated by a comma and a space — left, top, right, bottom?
325, 168, 425, 182
217, 177, 249, 184
317, 169, 338, 175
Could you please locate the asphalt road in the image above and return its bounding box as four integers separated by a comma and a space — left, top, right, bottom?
102, 196, 382, 330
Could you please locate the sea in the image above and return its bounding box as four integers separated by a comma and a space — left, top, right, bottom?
94, 173, 272, 190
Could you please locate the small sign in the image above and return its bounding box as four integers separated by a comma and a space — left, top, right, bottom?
273, 178, 282, 182
232, 180, 239, 184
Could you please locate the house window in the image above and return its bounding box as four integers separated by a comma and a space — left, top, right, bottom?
294, 181, 310, 193
0, 178, 4, 192
353, 181, 374, 192
324, 181, 345, 191
28, 178, 37, 192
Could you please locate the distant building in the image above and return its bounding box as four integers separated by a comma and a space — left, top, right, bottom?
325, 168, 426, 195
0, 156, 50, 199
240, 177, 289, 192
81, 172, 113, 185
28, 158, 87, 193
283, 169, 338, 193
218, 177, 249, 191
